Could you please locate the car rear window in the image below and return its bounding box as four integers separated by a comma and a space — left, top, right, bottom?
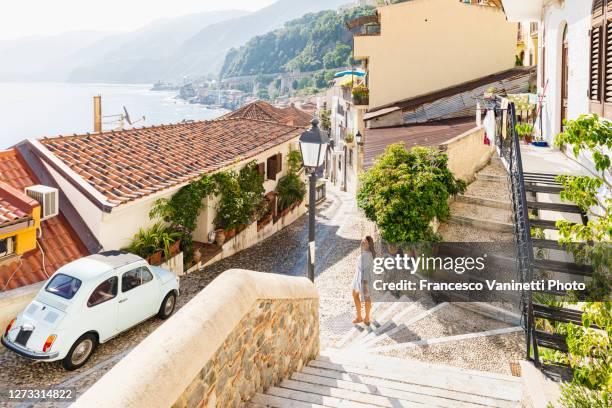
46, 274, 82, 300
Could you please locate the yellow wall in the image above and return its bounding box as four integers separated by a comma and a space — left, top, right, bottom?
0, 206, 39, 255
354, 0, 517, 109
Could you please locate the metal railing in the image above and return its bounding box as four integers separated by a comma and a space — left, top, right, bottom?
491, 97, 534, 359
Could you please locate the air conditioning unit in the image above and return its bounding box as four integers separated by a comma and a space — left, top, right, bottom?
25, 185, 59, 220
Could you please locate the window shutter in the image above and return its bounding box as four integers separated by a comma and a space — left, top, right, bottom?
590, 26, 603, 102
276, 153, 282, 174
605, 20, 612, 105
594, 0, 604, 18
266, 155, 277, 180
257, 162, 265, 178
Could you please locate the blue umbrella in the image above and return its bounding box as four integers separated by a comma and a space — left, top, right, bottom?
334, 70, 366, 78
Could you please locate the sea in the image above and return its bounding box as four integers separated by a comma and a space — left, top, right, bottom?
0, 82, 228, 149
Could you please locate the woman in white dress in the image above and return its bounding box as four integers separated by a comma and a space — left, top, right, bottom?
351, 236, 375, 325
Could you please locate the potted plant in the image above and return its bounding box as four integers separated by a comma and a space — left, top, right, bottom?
214, 228, 226, 245
515, 123, 534, 144
344, 132, 355, 145
351, 85, 369, 105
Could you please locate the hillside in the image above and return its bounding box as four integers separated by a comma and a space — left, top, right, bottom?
67, 9, 248, 83
164, 0, 351, 79
220, 6, 375, 78
0, 31, 112, 82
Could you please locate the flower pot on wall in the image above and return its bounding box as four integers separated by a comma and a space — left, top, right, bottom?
169, 240, 181, 258
225, 228, 236, 239
215, 229, 226, 246
148, 251, 162, 266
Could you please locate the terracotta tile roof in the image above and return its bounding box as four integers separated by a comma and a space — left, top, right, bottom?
282, 104, 314, 127
0, 149, 89, 291
39, 115, 304, 207
363, 118, 477, 170
0, 181, 38, 228
221, 101, 312, 127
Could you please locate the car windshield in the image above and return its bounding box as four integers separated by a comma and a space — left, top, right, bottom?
46, 274, 82, 300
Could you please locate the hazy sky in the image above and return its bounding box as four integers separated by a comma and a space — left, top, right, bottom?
0, 0, 277, 41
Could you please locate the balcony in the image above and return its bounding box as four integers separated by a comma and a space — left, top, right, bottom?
346, 13, 380, 37
341, 84, 370, 106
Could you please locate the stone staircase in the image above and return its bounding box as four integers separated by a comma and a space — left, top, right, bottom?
245, 156, 526, 407
246, 350, 523, 407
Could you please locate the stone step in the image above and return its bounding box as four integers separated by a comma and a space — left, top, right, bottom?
450, 201, 513, 224
356, 297, 438, 347
288, 373, 490, 408
348, 297, 414, 346
314, 351, 522, 402
456, 194, 511, 210
477, 173, 507, 182
437, 222, 515, 242
297, 367, 518, 408
359, 302, 449, 347
249, 351, 523, 407
277, 378, 432, 407
463, 178, 510, 202
334, 301, 393, 348
448, 215, 514, 233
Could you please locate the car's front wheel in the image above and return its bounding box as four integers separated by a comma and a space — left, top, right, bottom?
158, 292, 177, 320
62, 333, 97, 371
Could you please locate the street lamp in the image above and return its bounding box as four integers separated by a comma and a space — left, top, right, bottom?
299, 118, 329, 282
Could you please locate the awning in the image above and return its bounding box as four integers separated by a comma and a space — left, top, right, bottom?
500, 0, 544, 22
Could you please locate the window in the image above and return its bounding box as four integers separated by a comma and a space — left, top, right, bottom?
348, 148, 353, 167
121, 267, 153, 293
590, 0, 612, 118
87, 277, 118, 307
46, 274, 82, 300
0, 236, 15, 258
266, 153, 282, 180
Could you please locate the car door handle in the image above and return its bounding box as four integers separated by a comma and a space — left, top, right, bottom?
119, 298, 127, 303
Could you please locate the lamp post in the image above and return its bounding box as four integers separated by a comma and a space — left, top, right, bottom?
299, 118, 329, 282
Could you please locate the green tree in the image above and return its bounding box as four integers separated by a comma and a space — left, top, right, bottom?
552, 114, 612, 407
357, 144, 466, 243
322, 43, 352, 69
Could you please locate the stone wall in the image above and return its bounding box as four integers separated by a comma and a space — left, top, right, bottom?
442, 126, 494, 183
173, 298, 318, 408
0, 282, 42, 330
73, 269, 319, 408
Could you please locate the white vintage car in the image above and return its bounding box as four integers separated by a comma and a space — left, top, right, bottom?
2, 251, 179, 370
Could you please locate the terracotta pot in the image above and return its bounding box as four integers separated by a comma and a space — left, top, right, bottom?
524, 135, 533, 144
169, 240, 181, 257
225, 228, 236, 239
193, 248, 202, 263
215, 229, 226, 245
148, 251, 162, 266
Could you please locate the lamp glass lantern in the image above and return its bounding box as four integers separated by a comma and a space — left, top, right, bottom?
355, 131, 363, 146
299, 118, 329, 171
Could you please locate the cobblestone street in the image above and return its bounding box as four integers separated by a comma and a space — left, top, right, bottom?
0, 182, 369, 407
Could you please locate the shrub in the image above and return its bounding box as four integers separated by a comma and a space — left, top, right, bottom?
276, 173, 306, 211
125, 222, 182, 261
357, 144, 466, 243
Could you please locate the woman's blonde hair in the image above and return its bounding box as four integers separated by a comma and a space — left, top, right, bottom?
365, 236, 376, 258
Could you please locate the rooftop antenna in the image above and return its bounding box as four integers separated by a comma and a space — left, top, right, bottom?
94, 96, 145, 131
